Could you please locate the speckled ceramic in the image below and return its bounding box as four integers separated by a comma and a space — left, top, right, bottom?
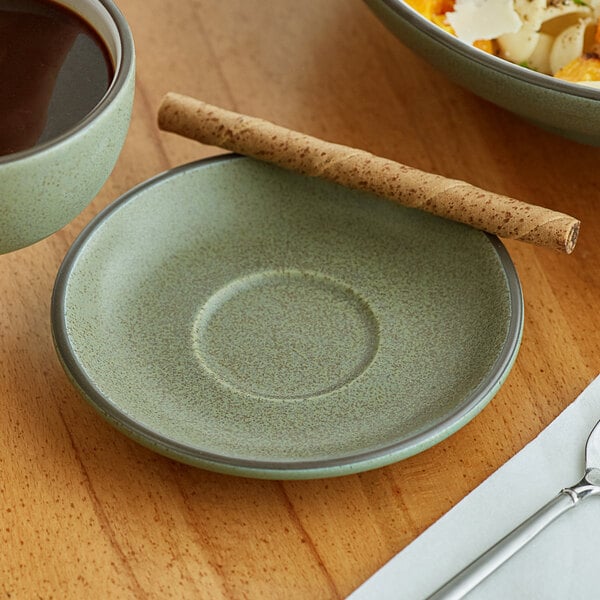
51, 155, 523, 479
0, 0, 135, 254
365, 0, 600, 146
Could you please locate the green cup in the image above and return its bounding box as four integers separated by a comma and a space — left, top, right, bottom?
0, 0, 135, 254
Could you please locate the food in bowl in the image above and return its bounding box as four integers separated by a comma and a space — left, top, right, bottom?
405, 0, 600, 85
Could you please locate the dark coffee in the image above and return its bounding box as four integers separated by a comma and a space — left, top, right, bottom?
0, 0, 114, 157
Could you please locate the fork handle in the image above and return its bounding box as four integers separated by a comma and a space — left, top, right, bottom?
427, 491, 576, 599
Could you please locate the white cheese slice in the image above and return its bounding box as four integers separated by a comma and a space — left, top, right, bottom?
446, 0, 522, 46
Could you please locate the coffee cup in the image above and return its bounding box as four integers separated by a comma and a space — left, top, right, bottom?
0, 0, 135, 254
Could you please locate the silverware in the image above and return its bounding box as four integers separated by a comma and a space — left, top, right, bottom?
429, 418, 600, 599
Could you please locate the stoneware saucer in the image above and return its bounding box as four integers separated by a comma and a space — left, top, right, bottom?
51, 155, 523, 479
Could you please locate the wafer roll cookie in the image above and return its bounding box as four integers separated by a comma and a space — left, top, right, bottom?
158, 93, 580, 253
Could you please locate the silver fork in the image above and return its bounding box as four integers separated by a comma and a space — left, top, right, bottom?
428, 418, 600, 599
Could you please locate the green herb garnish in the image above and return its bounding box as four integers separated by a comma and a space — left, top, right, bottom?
519, 61, 538, 71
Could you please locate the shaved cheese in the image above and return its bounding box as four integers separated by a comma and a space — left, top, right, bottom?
446, 0, 522, 46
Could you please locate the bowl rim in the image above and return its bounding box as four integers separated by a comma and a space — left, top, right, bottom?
51, 154, 524, 479
0, 0, 135, 167
375, 0, 600, 101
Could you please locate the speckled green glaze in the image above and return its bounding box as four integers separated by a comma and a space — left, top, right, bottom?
365, 0, 600, 146
0, 0, 135, 254
51, 156, 523, 479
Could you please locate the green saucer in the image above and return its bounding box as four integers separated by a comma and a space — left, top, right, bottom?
51, 155, 523, 479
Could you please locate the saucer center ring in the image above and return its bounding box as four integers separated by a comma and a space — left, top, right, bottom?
193, 269, 380, 400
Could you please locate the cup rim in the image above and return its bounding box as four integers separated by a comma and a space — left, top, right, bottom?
0, 0, 135, 167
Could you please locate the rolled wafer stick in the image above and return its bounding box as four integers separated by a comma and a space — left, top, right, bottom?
158, 93, 580, 253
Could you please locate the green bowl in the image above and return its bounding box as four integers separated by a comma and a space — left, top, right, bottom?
51, 155, 523, 479
0, 0, 135, 254
365, 0, 600, 145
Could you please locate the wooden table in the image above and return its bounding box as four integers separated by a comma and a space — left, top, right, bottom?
2, 1, 599, 597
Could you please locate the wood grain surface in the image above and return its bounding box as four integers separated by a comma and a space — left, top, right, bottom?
1, 1, 599, 598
